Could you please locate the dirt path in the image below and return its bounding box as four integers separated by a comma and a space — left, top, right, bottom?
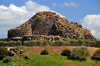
25, 46, 99, 56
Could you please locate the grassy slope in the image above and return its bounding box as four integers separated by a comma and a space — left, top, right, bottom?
0, 62, 15, 66
13, 53, 100, 66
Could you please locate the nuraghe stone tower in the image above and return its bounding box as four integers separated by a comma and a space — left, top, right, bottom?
8, 11, 99, 41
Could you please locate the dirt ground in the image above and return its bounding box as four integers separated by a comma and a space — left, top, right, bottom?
25, 46, 99, 56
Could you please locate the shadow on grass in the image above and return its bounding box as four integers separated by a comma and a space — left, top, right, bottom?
67, 56, 86, 62
91, 57, 100, 61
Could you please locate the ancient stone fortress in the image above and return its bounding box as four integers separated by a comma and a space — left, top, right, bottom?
8, 11, 99, 41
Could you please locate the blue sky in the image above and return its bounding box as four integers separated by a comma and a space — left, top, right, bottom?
0, 0, 100, 39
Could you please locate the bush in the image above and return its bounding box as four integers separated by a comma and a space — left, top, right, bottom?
52, 40, 65, 46
40, 50, 49, 55
90, 41, 96, 47
96, 41, 100, 47
36, 40, 42, 46
48, 41, 52, 46
70, 40, 77, 46
8, 41, 14, 46
92, 49, 100, 60
84, 40, 90, 44
3, 56, 13, 63
36, 16, 41, 22
41, 40, 48, 46
0, 41, 5, 46
77, 39, 83, 46
16, 40, 22, 46
56, 29, 61, 34
61, 49, 71, 57
5, 42, 9, 46
29, 40, 34, 46
65, 41, 69, 46
24, 41, 29, 46
0, 47, 8, 59
46, 17, 48, 21
71, 46, 90, 60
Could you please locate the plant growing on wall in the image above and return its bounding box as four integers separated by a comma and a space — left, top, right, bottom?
36, 16, 41, 22
46, 17, 48, 21
56, 29, 61, 34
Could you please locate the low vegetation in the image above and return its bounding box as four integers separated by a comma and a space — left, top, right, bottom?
92, 49, 100, 60
71, 46, 90, 61
36, 16, 41, 22
17, 46, 26, 50
0, 47, 8, 59
0, 40, 100, 47
40, 50, 49, 55
61, 49, 71, 57
3, 56, 13, 63
0, 46, 100, 66
56, 29, 61, 34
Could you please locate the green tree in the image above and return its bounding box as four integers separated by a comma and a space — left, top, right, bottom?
61, 49, 71, 57
71, 46, 90, 61
0, 47, 8, 59
93, 49, 100, 60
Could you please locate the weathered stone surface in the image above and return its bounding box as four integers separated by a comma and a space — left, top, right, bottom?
24, 55, 31, 59
8, 11, 99, 41
9, 50, 16, 56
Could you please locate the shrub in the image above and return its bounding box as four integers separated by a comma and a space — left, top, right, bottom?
77, 39, 83, 46
96, 41, 100, 47
36, 16, 41, 22
16, 40, 22, 46
71, 46, 90, 60
48, 41, 52, 46
33, 40, 37, 46
3, 56, 13, 63
5, 42, 9, 46
84, 40, 90, 44
13, 41, 17, 46
46, 17, 48, 21
40, 50, 49, 55
70, 40, 77, 46
36, 40, 42, 46
0, 41, 5, 46
61, 49, 71, 57
0, 47, 8, 59
8, 41, 14, 46
29, 40, 34, 46
92, 49, 100, 60
90, 41, 96, 47
65, 41, 69, 46
24, 41, 29, 46
56, 29, 61, 34
41, 40, 48, 46
52, 40, 65, 46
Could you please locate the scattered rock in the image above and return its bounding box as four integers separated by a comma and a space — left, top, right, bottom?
24, 55, 31, 59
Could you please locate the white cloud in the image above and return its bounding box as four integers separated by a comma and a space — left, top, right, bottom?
61, 2, 80, 7
0, 0, 64, 38
81, 14, 100, 39
53, 3, 56, 6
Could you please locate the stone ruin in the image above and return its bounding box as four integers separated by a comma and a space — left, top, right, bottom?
8, 11, 99, 41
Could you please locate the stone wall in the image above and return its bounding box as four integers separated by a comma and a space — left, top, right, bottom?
8, 22, 32, 38
8, 11, 99, 41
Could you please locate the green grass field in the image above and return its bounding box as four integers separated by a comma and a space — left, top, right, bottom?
0, 62, 15, 66
8, 52, 100, 66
